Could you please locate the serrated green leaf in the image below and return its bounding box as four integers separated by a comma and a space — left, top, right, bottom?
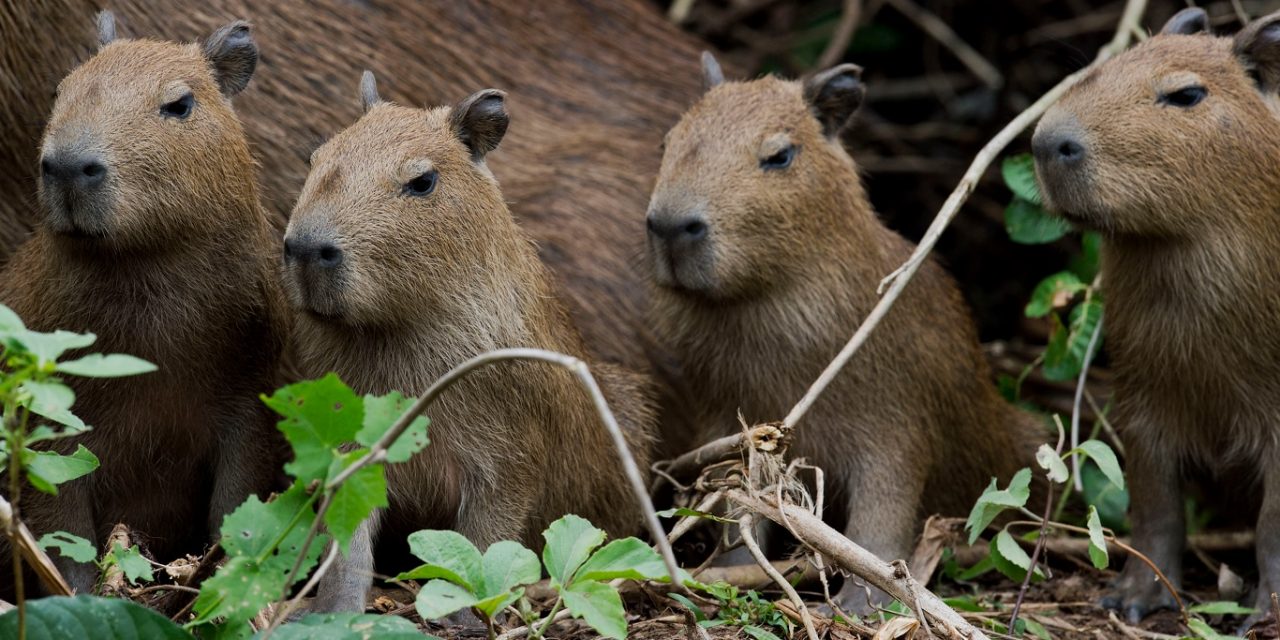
0, 595, 190, 639
21, 380, 86, 430
1075, 439, 1124, 491
1086, 506, 1109, 570
399, 529, 483, 591
24, 445, 99, 495
56, 353, 157, 378
574, 538, 671, 583
414, 579, 479, 620
964, 468, 1032, 544
480, 540, 540, 599
262, 374, 364, 482
38, 531, 97, 563
1035, 444, 1069, 484
261, 612, 434, 639
110, 542, 155, 585
324, 451, 387, 554
542, 514, 607, 585
1005, 198, 1070, 245
989, 530, 1046, 583
563, 578, 626, 639
12, 329, 96, 365
1188, 602, 1256, 615
1025, 272, 1085, 318
1002, 154, 1042, 205
355, 391, 430, 464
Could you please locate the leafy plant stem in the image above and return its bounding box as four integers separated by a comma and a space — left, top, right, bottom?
1008, 481, 1053, 631
6, 400, 26, 640
529, 596, 564, 640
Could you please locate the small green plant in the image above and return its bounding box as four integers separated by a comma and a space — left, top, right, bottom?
399, 513, 680, 640
669, 582, 792, 640
36, 531, 155, 588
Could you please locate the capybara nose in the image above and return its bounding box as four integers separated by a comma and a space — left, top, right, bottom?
647, 212, 709, 244
284, 236, 344, 269
1032, 128, 1086, 167
40, 152, 108, 190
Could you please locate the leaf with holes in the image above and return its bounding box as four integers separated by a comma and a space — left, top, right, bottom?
1025, 271, 1086, 318
355, 391, 430, 464
324, 449, 387, 554
38, 531, 96, 564
262, 374, 364, 482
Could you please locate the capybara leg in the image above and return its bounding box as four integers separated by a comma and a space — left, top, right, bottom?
310, 511, 382, 614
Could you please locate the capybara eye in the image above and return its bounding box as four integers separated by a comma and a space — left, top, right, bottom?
1160, 85, 1207, 108
760, 145, 796, 171
160, 93, 195, 119
403, 170, 438, 197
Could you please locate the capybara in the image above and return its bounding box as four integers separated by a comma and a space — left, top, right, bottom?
283, 75, 657, 612
0, 13, 286, 597
0, 2, 705, 451
1033, 7, 1280, 621
646, 54, 1043, 613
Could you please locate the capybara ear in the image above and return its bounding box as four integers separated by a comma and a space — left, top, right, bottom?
701, 51, 724, 90
450, 89, 509, 161
1161, 7, 1209, 36
802, 63, 865, 138
201, 20, 258, 97
359, 70, 381, 114
96, 10, 117, 48
1236, 11, 1280, 93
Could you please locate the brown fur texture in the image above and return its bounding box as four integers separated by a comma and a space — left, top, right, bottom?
284, 86, 657, 612
646, 62, 1044, 614
0, 19, 286, 598
0, 3, 704, 451
1033, 8, 1280, 622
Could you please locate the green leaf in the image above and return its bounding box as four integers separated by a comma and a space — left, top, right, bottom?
655, 507, 734, 524
324, 451, 387, 554
57, 353, 157, 378
262, 374, 364, 482
1075, 439, 1125, 491
0, 304, 26, 334
473, 588, 526, 619
12, 329, 96, 365
542, 514, 607, 585
398, 529, 483, 591
964, 468, 1032, 544
0, 595, 190, 639
355, 391, 430, 464
563, 579, 627, 640
1070, 231, 1102, 281
414, 579, 479, 620
742, 625, 784, 640
110, 542, 155, 585
1043, 299, 1103, 382
667, 593, 706, 622
480, 540, 541, 599
261, 612, 435, 640
38, 531, 97, 563
574, 537, 671, 583
1189, 602, 1257, 615
1186, 618, 1240, 640
1081, 462, 1129, 532
955, 555, 996, 581
1086, 506, 1109, 570
1035, 444, 1069, 484
24, 445, 99, 495
942, 595, 984, 612
1025, 272, 1086, 318
989, 530, 1046, 583
1002, 154, 1042, 205
1022, 617, 1052, 640
21, 380, 86, 430
1005, 198, 1070, 245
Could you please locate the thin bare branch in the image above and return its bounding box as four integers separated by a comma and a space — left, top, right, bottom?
883, 0, 1002, 88
739, 513, 819, 640
817, 0, 862, 69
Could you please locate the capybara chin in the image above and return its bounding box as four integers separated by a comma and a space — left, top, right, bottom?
646, 54, 1044, 614
0, 13, 286, 599
284, 75, 657, 613
1033, 7, 1280, 622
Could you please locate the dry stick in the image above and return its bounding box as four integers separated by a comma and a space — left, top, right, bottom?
739, 513, 819, 640
667, 490, 724, 544
782, 0, 1148, 433
883, 0, 1002, 88
728, 490, 988, 640
655, 424, 788, 490
817, 0, 862, 69
0, 494, 71, 597
1008, 480, 1056, 632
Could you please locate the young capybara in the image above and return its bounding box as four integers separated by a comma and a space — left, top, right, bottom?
0, 13, 286, 596
283, 74, 657, 612
647, 54, 1044, 613
1033, 8, 1280, 621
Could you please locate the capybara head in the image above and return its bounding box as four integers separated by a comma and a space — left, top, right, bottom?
284, 72, 511, 327
38, 11, 258, 248
1033, 8, 1280, 237
646, 53, 866, 301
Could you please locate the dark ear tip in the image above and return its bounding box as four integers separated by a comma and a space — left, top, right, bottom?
1161, 7, 1209, 35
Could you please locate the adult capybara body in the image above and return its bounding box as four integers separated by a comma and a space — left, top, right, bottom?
284, 80, 657, 612
1, 1, 703, 399
1033, 8, 1280, 621
646, 57, 1044, 613
0, 17, 285, 598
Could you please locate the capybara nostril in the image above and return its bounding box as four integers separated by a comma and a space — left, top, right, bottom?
1031, 123, 1087, 168
317, 244, 343, 268
40, 152, 109, 188
284, 234, 343, 268
647, 212, 709, 244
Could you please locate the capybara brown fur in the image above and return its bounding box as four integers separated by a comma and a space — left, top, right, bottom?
0, 14, 286, 598
1033, 7, 1280, 622
0, 2, 704, 441
646, 55, 1044, 613
283, 76, 657, 612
